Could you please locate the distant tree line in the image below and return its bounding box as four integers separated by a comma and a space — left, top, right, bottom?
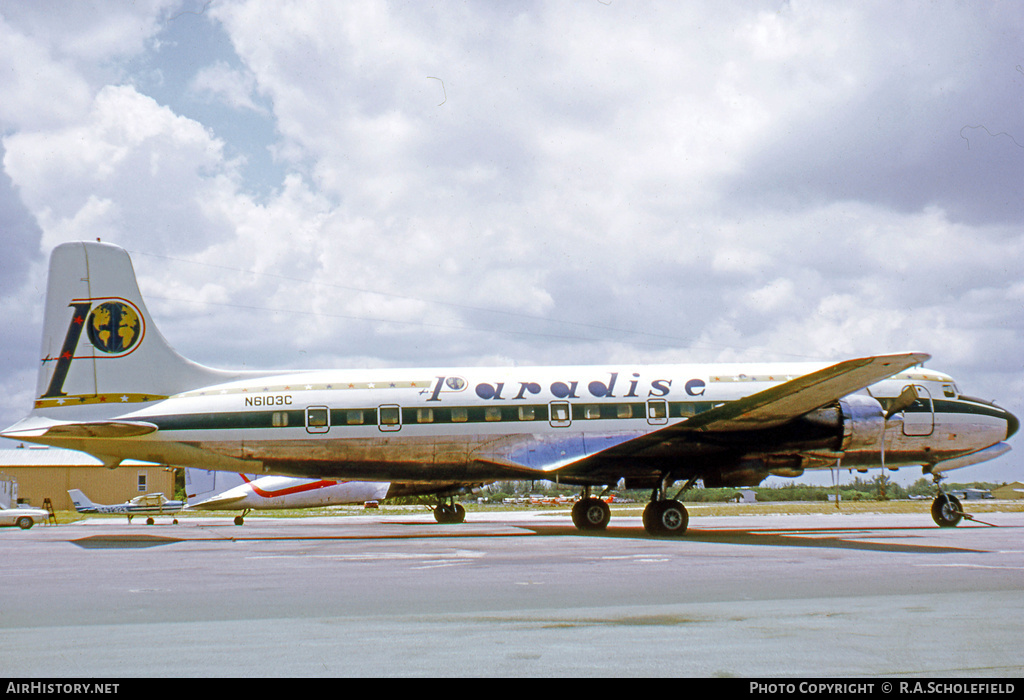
433, 476, 1006, 505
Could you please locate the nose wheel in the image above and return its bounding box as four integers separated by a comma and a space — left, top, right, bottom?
931, 492, 963, 528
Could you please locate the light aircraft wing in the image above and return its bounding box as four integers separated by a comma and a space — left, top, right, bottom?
556, 351, 929, 474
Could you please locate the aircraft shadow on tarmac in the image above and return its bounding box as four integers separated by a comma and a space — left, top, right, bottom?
523, 523, 989, 554
67, 520, 999, 554
72, 534, 184, 549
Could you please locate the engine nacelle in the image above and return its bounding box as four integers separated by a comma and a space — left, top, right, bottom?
702, 459, 770, 488
837, 394, 885, 453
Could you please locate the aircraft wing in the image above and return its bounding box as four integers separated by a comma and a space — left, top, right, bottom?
670, 351, 929, 433
555, 351, 929, 475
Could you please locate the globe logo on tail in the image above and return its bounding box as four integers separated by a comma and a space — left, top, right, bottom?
87, 301, 141, 354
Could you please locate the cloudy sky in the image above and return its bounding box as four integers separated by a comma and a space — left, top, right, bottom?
1, 1, 1021, 485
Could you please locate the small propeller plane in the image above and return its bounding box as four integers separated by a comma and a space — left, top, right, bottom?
68, 488, 184, 525
3, 241, 1018, 535
185, 469, 390, 525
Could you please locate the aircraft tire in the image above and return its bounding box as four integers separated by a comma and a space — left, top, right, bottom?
234, 516, 245, 526
643, 500, 688, 536
16, 516, 33, 530
434, 503, 466, 524
931, 494, 963, 527
571, 497, 610, 531
146, 517, 155, 525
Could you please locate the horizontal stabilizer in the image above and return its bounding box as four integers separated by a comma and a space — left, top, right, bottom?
3, 420, 158, 439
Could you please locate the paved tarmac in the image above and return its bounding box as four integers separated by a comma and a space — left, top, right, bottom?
1, 508, 1022, 677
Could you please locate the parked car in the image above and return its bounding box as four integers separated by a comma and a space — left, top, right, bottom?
0, 505, 49, 529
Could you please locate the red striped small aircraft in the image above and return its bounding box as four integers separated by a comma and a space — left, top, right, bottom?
186, 469, 389, 525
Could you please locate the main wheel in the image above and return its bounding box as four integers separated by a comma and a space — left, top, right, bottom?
571, 497, 610, 531
16, 516, 33, 530
931, 493, 963, 527
643, 500, 689, 536
434, 503, 466, 524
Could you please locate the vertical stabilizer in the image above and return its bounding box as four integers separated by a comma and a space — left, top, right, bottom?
67, 489, 96, 512
185, 469, 248, 503
33, 242, 246, 419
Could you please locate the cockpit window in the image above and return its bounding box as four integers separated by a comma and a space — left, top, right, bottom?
942, 384, 957, 399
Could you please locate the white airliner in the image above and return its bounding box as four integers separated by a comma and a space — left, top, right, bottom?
1, 242, 1017, 535
185, 469, 389, 525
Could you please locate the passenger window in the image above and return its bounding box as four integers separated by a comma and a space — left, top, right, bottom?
584, 405, 601, 420
451, 407, 468, 423
417, 408, 434, 424
379, 406, 400, 425
347, 410, 364, 425
616, 404, 633, 419
647, 399, 668, 425
518, 406, 536, 421
272, 411, 289, 427
305, 406, 330, 434
549, 401, 571, 427
485, 407, 502, 422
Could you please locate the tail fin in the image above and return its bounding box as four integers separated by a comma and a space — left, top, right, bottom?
185, 469, 248, 503
67, 489, 96, 513
32, 242, 246, 418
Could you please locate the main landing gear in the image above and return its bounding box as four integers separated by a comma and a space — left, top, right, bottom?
568, 478, 694, 536
433, 498, 466, 524
571, 490, 611, 531
641, 476, 695, 537
643, 499, 688, 536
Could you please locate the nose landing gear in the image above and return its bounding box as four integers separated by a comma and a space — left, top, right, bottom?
931, 491, 963, 528
928, 474, 995, 528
